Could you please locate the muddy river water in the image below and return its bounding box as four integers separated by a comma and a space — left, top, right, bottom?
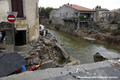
49, 30, 120, 64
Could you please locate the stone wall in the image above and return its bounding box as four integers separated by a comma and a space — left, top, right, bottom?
116, 13, 120, 21
59, 21, 76, 34
50, 5, 77, 34
50, 5, 77, 25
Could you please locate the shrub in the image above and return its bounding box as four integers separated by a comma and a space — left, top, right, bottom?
110, 21, 118, 24
111, 29, 120, 36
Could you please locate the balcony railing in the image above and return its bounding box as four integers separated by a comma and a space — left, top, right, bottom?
63, 17, 93, 22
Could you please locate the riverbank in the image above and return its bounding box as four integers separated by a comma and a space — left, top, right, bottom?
48, 23, 120, 51
48, 25, 120, 51
73, 29, 120, 51
48, 22, 120, 51
48, 29, 120, 64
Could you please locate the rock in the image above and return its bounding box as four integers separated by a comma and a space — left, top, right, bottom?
54, 57, 59, 61
35, 49, 40, 52
24, 54, 32, 59
65, 61, 77, 66
43, 38, 52, 46
60, 43, 64, 46
37, 46, 41, 49
29, 52, 36, 55
33, 57, 41, 64
43, 54, 49, 60
65, 56, 80, 66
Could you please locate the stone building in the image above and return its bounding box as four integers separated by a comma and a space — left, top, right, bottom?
0, 0, 39, 46
107, 8, 120, 23
95, 8, 109, 22
50, 4, 96, 33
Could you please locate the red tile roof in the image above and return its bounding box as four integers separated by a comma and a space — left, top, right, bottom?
64, 4, 95, 12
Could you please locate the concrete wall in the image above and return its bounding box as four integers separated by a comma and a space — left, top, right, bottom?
23, 0, 39, 42
0, 0, 39, 43
108, 12, 120, 22
116, 13, 120, 21
0, 0, 9, 22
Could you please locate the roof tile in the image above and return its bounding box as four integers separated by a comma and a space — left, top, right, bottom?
65, 4, 95, 12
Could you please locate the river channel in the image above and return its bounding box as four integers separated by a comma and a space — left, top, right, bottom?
49, 30, 120, 64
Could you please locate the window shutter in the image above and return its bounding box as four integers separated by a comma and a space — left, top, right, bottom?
11, 0, 24, 17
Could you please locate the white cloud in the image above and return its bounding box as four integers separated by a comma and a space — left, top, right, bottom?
38, 0, 120, 10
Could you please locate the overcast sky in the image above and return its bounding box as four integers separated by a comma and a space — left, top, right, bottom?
38, 0, 120, 10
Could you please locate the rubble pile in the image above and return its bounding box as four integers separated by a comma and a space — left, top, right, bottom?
24, 33, 68, 70
0, 30, 70, 77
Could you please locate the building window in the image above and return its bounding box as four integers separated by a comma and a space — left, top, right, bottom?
11, 0, 24, 17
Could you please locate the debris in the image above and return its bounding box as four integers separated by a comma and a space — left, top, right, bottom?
118, 59, 120, 63
0, 52, 26, 77
55, 43, 69, 59
73, 75, 81, 79
83, 37, 95, 43
43, 38, 52, 46
75, 69, 79, 73
27, 59, 50, 71
21, 65, 27, 72
94, 52, 120, 62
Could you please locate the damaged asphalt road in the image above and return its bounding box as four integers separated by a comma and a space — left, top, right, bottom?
0, 52, 26, 77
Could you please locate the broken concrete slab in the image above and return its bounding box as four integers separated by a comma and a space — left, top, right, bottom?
0, 52, 26, 77
40, 60, 56, 69
55, 43, 69, 59
94, 52, 120, 62
1, 60, 120, 80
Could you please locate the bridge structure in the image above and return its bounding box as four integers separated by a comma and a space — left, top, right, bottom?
0, 59, 120, 80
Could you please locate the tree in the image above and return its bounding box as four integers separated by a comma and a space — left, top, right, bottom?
95, 5, 101, 10
39, 7, 54, 18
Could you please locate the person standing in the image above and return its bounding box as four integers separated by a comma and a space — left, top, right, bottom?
0, 31, 2, 42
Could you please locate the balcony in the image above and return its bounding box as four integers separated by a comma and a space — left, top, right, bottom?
63, 16, 93, 22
